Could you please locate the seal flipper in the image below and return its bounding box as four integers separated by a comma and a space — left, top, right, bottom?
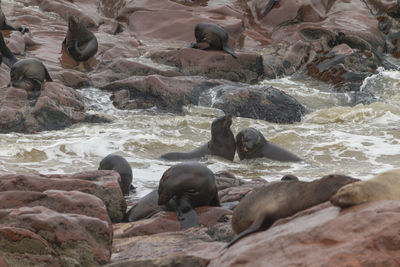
176, 196, 198, 229
210, 192, 221, 207
44, 67, 52, 82
0, 32, 18, 67
226, 212, 272, 248
222, 43, 238, 59
74, 38, 98, 61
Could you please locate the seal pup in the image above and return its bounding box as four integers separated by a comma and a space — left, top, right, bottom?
63, 15, 98, 62
158, 162, 220, 229
190, 22, 238, 58
236, 127, 302, 162
98, 154, 134, 196
0, 32, 52, 96
228, 174, 358, 247
331, 169, 400, 208
160, 114, 236, 161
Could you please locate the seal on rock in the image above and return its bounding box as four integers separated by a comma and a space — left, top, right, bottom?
228, 174, 358, 247
190, 22, 238, 59
98, 154, 134, 196
0, 1, 29, 33
236, 128, 302, 162
0, 32, 52, 96
63, 15, 98, 62
160, 114, 236, 161
158, 162, 220, 229
331, 169, 400, 208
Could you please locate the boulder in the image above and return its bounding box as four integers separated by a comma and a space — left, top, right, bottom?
218, 178, 268, 203
210, 85, 306, 123
0, 206, 112, 266
101, 75, 223, 112
0, 170, 127, 222
210, 200, 400, 266
149, 48, 264, 84
0, 83, 110, 133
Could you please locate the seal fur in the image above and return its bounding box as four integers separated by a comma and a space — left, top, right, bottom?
228, 174, 358, 247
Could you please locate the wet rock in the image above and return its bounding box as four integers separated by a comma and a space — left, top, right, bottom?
149, 48, 264, 84
7, 31, 26, 55
0, 226, 60, 266
115, 206, 232, 238
209, 85, 306, 123
218, 178, 268, 203
0, 206, 112, 266
54, 69, 92, 88
0, 190, 111, 225
0, 82, 110, 133
210, 200, 400, 266
92, 59, 181, 87
110, 227, 225, 264
101, 75, 223, 112
0, 170, 127, 222
215, 171, 244, 191
106, 255, 209, 267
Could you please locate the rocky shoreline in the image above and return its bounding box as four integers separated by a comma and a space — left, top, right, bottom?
1, 0, 400, 266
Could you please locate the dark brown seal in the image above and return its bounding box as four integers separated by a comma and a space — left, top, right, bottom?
236, 127, 302, 162
158, 162, 220, 229
98, 154, 134, 196
63, 15, 98, 62
190, 22, 238, 58
0, 32, 52, 97
160, 114, 236, 161
228, 174, 359, 247
331, 169, 400, 208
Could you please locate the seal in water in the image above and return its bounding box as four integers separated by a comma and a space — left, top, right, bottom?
228, 174, 358, 247
158, 162, 220, 229
0, 1, 29, 33
0, 32, 52, 96
331, 169, 400, 208
236, 127, 302, 162
98, 154, 134, 196
63, 15, 98, 62
190, 22, 238, 58
160, 114, 236, 161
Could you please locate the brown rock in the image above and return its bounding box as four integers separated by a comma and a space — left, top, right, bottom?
0, 190, 111, 225
114, 206, 232, 238
54, 69, 92, 88
0, 226, 60, 266
106, 255, 209, 267
0, 206, 112, 266
149, 48, 264, 84
0, 170, 126, 222
210, 201, 400, 267
218, 178, 268, 203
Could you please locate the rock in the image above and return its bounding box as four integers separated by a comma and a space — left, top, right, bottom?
149, 48, 264, 84
115, 206, 232, 238
0, 82, 110, 133
101, 75, 223, 112
210, 200, 400, 266
0, 190, 111, 225
110, 227, 225, 264
0, 226, 60, 266
218, 178, 268, 203
0, 170, 127, 222
0, 206, 112, 266
209, 85, 306, 123
214, 171, 244, 191
7, 31, 26, 55
106, 255, 209, 267
54, 69, 92, 88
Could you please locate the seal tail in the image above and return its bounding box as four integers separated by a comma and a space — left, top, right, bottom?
0, 32, 18, 67
222, 43, 238, 59
226, 212, 272, 248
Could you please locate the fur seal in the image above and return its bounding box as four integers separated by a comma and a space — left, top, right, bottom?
63, 15, 98, 62
190, 22, 238, 58
160, 114, 236, 161
0, 32, 52, 96
158, 162, 220, 229
281, 174, 299, 181
236, 128, 302, 162
98, 154, 134, 196
331, 169, 400, 208
228, 174, 358, 247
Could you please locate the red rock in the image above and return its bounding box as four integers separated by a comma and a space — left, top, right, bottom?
210, 201, 400, 267
54, 69, 92, 88
0, 170, 126, 222
218, 179, 267, 203
0, 206, 112, 266
114, 206, 232, 238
